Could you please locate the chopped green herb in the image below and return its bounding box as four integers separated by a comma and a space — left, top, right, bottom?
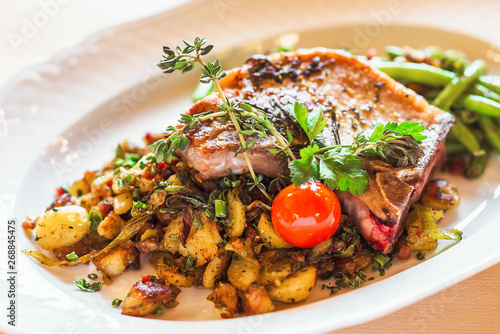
134, 201, 147, 209
77, 189, 83, 197
416, 251, 426, 260
73, 278, 104, 292
153, 306, 164, 315
112, 298, 122, 307
66, 252, 79, 260
87, 273, 98, 280
87, 211, 103, 231
118, 174, 133, 189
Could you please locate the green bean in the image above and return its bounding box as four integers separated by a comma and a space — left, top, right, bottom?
460, 95, 500, 118
385, 46, 403, 59
478, 116, 500, 154
478, 75, 500, 95
472, 84, 500, 104
459, 109, 479, 124
432, 60, 486, 110
450, 117, 485, 156
374, 61, 455, 87
466, 146, 490, 179
445, 140, 467, 156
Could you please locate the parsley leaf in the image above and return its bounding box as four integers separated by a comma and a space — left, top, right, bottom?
320, 149, 369, 195
292, 102, 327, 143
289, 145, 320, 186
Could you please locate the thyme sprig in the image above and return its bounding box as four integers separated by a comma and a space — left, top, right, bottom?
153, 37, 296, 201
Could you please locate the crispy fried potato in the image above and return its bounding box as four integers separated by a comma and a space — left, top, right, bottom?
97, 211, 126, 240
157, 266, 194, 287
207, 282, 241, 318
242, 284, 275, 315
257, 212, 293, 249
162, 215, 183, 253
178, 213, 222, 266
226, 190, 246, 238
257, 257, 295, 286
121, 281, 181, 317
227, 253, 261, 291
268, 266, 316, 303
203, 249, 231, 289
93, 241, 138, 277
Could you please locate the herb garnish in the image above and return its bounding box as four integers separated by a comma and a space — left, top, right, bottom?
73, 278, 104, 292
153, 37, 296, 201
112, 298, 122, 307
289, 102, 427, 195
66, 252, 78, 260
87, 211, 103, 231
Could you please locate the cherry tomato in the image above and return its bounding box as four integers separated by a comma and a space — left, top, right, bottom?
271, 182, 341, 248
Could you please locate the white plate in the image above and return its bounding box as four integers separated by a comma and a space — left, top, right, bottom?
2, 1, 500, 333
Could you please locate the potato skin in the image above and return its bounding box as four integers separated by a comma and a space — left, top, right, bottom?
121, 281, 181, 317
36, 205, 90, 250
268, 266, 316, 303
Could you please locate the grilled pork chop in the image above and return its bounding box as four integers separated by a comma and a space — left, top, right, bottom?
180, 48, 454, 254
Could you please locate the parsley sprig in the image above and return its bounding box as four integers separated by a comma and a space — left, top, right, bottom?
289, 102, 426, 195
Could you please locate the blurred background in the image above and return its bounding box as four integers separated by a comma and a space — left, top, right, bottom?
0, 0, 498, 333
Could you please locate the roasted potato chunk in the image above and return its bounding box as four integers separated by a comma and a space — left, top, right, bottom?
178, 214, 222, 266
203, 249, 231, 289
157, 266, 194, 287
97, 211, 125, 240
121, 281, 181, 317
242, 284, 275, 315
207, 282, 241, 318
227, 253, 261, 291
257, 212, 293, 249
226, 190, 246, 238
257, 257, 295, 286
268, 266, 316, 303
420, 179, 460, 210
36, 205, 90, 250
93, 241, 138, 277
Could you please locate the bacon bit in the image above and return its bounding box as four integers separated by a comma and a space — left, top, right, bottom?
98, 200, 113, 216
144, 166, 156, 180
397, 244, 411, 260
84, 170, 99, 183
55, 187, 67, 197
22, 217, 36, 229
142, 275, 152, 283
